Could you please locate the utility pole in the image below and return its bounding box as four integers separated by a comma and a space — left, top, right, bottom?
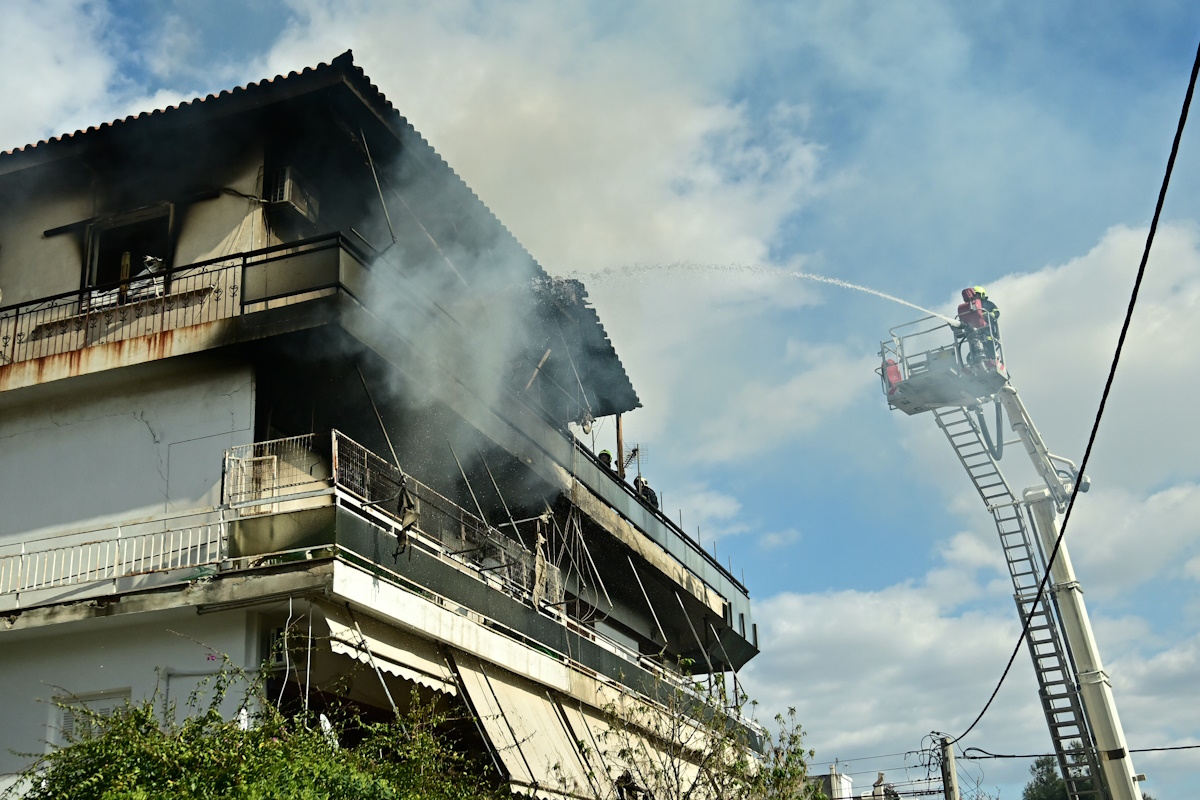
940, 737, 960, 800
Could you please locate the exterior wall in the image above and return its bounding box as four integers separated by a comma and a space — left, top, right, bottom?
0, 163, 93, 306
174, 148, 269, 266
0, 145, 267, 310
0, 356, 254, 540
0, 608, 258, 780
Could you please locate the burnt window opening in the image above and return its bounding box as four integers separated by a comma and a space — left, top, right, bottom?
86, 207, 172, 305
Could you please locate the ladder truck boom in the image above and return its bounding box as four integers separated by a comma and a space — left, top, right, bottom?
877, 287, 1141, 800
995, 385, 1082, 510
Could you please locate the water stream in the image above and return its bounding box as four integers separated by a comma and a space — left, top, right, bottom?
788, 271, 955, 323
566, 263, 956, 323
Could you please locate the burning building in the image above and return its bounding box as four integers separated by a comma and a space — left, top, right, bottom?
0, 52, 758, 797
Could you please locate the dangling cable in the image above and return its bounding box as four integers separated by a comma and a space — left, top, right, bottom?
974, 399, 1005, 460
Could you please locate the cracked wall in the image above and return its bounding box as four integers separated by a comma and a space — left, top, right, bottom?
0, 354, 253, 539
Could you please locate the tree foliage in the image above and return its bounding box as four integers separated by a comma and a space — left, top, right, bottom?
1021, 755, 1067, 800
5, 660, 500, 800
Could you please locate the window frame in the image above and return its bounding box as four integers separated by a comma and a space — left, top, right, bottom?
82, 204, 175, 306
50, 687, 133, 748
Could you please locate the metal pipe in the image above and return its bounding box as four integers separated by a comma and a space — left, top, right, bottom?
386, 186, 471, 289
997, 386, 1073, 507
355, 363, 401, 468
446, 439, 490, 529
628, 555, 668, 649
674, 590, 714, 673
359, 130, 397, 246
524, 348, 552, 391
346, 605, 399, 716
616, 414, 626, 480
476, 447, 522, 545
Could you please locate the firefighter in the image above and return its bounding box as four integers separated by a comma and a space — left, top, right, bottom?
973, 286, 1000, 360
958, 286, 1001, 366
633, 475, 659, 510
598, 449, 614, 470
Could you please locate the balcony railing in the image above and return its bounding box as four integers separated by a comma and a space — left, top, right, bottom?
0, 509, 226, 609
1, 429, 560, 613
0, 234, 363, 367
0, 431, 759, 722
218, 430, 562, 606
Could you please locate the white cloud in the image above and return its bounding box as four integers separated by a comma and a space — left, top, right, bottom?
0, 0, 116, 152
693, 347, 878, 462
140, 12, 199, 82
758, 529, 801, 550
742, 578, 1043, 786
1065, 482, 1200, 598
802, 221, 1200, 796
668, 485, 744, 538
982, 222, 1200, 495
880, 223, 1200, 598
742, 550, 1200, 796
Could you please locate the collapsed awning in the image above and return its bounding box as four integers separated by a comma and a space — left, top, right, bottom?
324, 610, 457, 696
453, 652, 597, 800
452, 651, 714, 800
559, 698, 708, 800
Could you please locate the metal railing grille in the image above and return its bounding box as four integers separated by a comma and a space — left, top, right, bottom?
331, 432, 401, 505
224, 434, 323, 511
0, 233, 363, 367
0, 259, 241, 364
331, 430, 560, 604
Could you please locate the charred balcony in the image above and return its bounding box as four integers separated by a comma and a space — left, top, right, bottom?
0, 232, 636, 424
0, 430, 747, 698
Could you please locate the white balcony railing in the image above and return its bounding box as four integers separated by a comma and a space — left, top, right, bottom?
0, 509, 226, 609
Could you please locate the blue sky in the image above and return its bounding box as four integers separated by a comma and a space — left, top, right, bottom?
5, 1, 1200, 796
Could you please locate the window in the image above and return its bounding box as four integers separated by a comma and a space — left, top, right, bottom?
53, 688, 131, 744
86, 206, 172, 306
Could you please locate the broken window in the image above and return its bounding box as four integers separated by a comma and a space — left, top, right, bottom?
85, 206, 172, 306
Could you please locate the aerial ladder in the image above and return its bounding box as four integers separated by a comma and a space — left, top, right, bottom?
878, 288, 1142, 800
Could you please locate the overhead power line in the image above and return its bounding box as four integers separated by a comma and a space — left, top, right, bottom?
962, 743, 1200, 760
952, 33, 1200, 745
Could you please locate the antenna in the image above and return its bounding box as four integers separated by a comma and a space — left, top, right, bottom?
622, 444, 647, 477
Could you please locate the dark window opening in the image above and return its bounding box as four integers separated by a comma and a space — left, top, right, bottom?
87, 209, 171, 305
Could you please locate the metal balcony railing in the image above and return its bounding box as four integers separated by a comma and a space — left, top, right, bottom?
223, 433, 327, 514
571, 439, 748, 596
328, 430, 561, 605
218, 430, 564, 607
0, 234, 363, 367
0, 510, 225, 604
